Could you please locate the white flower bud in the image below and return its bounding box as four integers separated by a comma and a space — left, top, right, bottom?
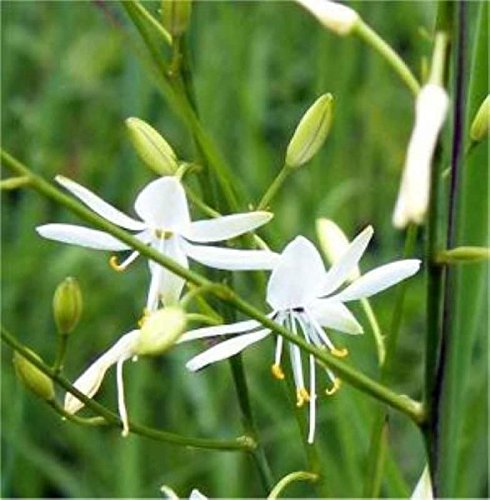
316, 218, 360, 281
286, 93, 334, 168
135, 307, 186, 356
393, 84, 449, 228
470, 94, 489, 142
125, 117, 178, 175
295, 0, 360, 36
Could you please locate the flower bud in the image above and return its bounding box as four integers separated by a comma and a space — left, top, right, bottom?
162, 0, 192, 37
316, 218, 360, 281
295, 0, 360, 36
470, 95, 489, 142
13, 350, 55, 401
136, 307, 187, 356
286, 93, 334, 168
53, 277, 83, 335
126, 117, 178, 175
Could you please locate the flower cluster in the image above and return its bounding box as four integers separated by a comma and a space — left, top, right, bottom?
37, 171, 420, 442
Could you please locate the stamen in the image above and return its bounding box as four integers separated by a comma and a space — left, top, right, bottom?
155, 229, 174, 240
109, 250, 140, 272
296, 387, 310, 407
325, 378, 342, 396
330, 346, 349, 358
271, 363, 285, 380
109, 256, 124, 272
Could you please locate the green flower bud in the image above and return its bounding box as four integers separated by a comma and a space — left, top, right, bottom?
162, 0, 192, 37
286, 93, 334, 168
136, 307, 187, 356
126, 117, 178, 175
13, 350, 55, 401
470, 95, 489, 142
53, 277, 83, 335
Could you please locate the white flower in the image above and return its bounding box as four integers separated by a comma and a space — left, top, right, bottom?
295, 0, 360, 36
179, 226, 420, 443
411, 466, 433, 500
393, 84, 449, 228
37, 176, 277, 310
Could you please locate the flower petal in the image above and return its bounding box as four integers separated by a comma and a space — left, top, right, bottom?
183, 241, 279, 270
37, 224, 130, 251
331, 259, 421, 302
307, 299, 363, 334
411, 466, 433, 500
64, 331, 139, 414
318, 225, 373, 297
148, 236, 188, 308
186, 329, 270, 372
134, 177, 190, 230
267, 236, 325, 310
56, 175, 145, 231
182, 212, 273, 243
178, 319, 262, 343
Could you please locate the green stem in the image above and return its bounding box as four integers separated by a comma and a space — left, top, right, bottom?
48, 400, 108, 427
1, 150, 424, 423
267, 470, 318, 499
257, 165, 291, 210
2, 326, 255, 452
0, 176, 31, 190
363, 414, 389, 497
354, 20, 420, 96
52, 334, 68, 376
360, 298, 385, 366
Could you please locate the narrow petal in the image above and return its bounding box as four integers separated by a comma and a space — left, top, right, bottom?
56, 175, 145, 231
134, 177, 190, 230
64, 331, 139, 414
307, 354, 317, 444
182, 212, 273, 243
183, 241, 279, 270
37, 224, 130, 251
116, 358, 129, 437
331, 259, 421, 302
318, 225, 373, 297
411, 466, 433, 500
307, 300, 363, 334
178, 319, 261, 343
267, 236, 325, 310
186, 329, 270, 372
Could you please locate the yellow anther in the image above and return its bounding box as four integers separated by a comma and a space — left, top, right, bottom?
109, 256, 125, 272
271, 364, 285, 380
325, 378, 342, 396
137, 309, 150, 328
155, 229, 173, 240
330, 346, 349, 358
296, 388, 310, 407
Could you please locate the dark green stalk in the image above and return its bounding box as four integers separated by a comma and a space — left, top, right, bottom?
1, 149, 424, 422
2, 326, 254, 452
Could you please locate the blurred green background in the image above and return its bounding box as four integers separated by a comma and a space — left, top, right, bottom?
1, 1, 487, 498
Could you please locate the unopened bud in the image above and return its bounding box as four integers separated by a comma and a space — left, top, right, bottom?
136, 307, 186, 356
295, 0, 360, 36
286, 93, 334, 168
126, 117, 178, 175
53, 277, 83, 335
316, 218, 360, 281
470, 95, 489, 142
13, 350, 55, 401
163, 0, 192, 37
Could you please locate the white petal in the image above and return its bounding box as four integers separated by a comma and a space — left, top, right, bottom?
182, 212, 273, 243
319, 225, 373, 297
189, 489, 208, 500
64, 331, 139, 414
267, 236, 325, 310
37, 224, 130, 251
134, 177, 190, 230
56, 175, 145, 231
186, 329, 270, 372
307, 300, 363, 334
411, 466, 433, 500
117, 358, 129, 436
183, 241, 279, 270
307, 354, 317, 444
178, 319, 261, 343
148, 236, 188, 307
331, 259, 421, 302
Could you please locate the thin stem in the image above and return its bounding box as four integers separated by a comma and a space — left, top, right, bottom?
354, 20, 420, 96
52, 334, 69, 376
363, 414, 389, 497
257, 165, 291, 210
360, 298, 385, 366
1, 150, 424, 423
267, 470, 318, 499
2, 326, 255, 452
0, 176, 31, 190
48, 400, 108, 427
